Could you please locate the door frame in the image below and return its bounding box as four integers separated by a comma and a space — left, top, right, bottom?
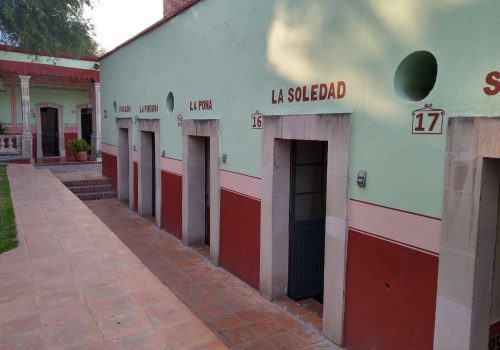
76, 103, 92, 140
116, 118, 133, 209
182, 119, 221, 265
260, 114, 351, 345
35, 102, 65, 159
434, 116, 500, 349
137, 119, 161, 227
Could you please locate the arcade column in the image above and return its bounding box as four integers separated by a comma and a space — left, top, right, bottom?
19, 75, 32, 160
91, 82, 102, 160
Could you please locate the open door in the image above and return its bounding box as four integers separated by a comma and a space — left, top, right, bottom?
288, 140, 327, 301
151, 132, 156, 217
489, 171, 500, 348
205, 137, 210, 246
139, 130, 157, 220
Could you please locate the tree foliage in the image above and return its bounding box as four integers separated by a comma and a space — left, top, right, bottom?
0, 0, 100, 57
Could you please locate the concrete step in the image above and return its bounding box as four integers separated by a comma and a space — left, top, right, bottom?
60, 176, 115, 201
0, 154, 29, 163
78, 191, 115, 201
68, 184, 113, 194
63, 178, 111, 187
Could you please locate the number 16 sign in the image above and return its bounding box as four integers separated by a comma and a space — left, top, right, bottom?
411, 104, 445, 135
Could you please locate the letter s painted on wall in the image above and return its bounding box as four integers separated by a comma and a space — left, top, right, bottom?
484, 71, 500, 96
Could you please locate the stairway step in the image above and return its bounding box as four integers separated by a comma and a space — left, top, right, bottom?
63, 178, 111, 187
77, 191, 115, 201
69, 184, 113, 194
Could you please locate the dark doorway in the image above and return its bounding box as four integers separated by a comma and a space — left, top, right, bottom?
81, 108, 92, 145
118, 127, 130, 206
204, 137, 210, 246
489, 161, 500, 347
139, 130, 156, 220
151, 132, 156, 217
288, 140, 327, 301
185, 134, 212, 252
41, 107, 59, 157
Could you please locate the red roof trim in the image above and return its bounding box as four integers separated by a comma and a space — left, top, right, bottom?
100, 0, 201, 59
0, 60, 99, 82
0, 44, 99, 62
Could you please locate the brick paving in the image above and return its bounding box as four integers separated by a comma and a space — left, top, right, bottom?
86, 200, 341, 349
0, 165, 225, 349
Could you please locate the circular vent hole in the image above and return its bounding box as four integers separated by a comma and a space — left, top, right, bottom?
394, 51, 438, 102
166, 92, 174, 114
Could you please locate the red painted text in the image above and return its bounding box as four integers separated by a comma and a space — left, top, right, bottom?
272, 82, 346, 105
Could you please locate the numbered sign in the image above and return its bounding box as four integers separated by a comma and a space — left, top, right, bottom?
252, 111, 263, 129
411, 104, 445, 135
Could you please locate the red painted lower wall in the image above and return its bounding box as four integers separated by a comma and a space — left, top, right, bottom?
133, 162, 138, 212
161, 171, 183, 239
102, 152, 117, 193
220, 189, 261, 290
32, 132, 78, 159
344, 230, 438, 350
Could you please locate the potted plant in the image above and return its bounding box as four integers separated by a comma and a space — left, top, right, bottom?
68, 138, 91, 162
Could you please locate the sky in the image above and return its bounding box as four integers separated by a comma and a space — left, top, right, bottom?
85, 0, 163, 52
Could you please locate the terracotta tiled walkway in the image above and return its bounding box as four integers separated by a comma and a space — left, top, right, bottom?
0, 165, 226, 349
85, 201, 341, 350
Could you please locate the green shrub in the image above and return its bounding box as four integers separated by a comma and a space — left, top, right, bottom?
68, 138, 91, 155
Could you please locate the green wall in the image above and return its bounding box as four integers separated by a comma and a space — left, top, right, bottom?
0, 83, 10, 125
100, 0, 500, 218
0, 83, 88, 126
28, 85, 89, 125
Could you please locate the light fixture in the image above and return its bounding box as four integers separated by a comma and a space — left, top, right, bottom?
29, 108, 35, 118
221, 153, 227, 164
161, 150, 166, 157
357, 170, 367, 188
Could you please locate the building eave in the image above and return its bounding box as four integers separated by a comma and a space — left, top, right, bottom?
99, 0, 202, 60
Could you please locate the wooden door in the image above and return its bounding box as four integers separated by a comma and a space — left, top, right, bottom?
81, 108, 92, 145
41, 107, 59, 157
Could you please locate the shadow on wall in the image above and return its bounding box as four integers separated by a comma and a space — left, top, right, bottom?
266, 0, 483, 119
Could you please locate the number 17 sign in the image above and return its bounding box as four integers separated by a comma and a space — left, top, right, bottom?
411, 104, 445, 135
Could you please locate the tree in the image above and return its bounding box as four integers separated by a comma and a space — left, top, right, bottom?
0, 0, 100, 57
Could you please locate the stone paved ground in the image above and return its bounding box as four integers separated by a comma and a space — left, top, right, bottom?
0, 165, 226, 349
35, 163, 102, 174
86, 200, 341, 350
